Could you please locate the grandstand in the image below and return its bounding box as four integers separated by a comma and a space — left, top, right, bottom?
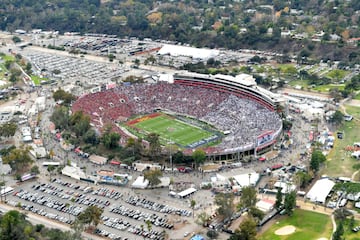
72, 72, 283, 160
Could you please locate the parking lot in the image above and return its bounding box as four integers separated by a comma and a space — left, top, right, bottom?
7, 176, 201, 240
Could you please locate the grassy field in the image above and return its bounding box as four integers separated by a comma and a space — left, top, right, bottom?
287, 80, 345, 93
354, 93, 360, 100
2, 54, 15, 61
30, 74, 48, 85
312, 84, 345, 92
324, 108, 360, 177
259, 209, 332, 240
342, 218, 360, 240
130, 114, 216, 147
288, 80, 308, 88
325, 69, 349, 81
345, 105, 360, 119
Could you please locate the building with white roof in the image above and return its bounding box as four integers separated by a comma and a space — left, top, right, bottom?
233, 172, 260, 189
158, 44, 219, 60
306, 178, 335, 203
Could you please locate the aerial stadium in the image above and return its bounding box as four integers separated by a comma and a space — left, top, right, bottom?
72, 71, 283, 161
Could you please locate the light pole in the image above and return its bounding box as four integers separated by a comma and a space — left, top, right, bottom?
169, 141, 174, 174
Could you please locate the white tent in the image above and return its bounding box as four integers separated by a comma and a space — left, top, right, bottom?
158, 44, 219, 60
35, 96, 46, 111
29, 145, 47, 159
306, 178, 335, 203
62, 165, 86, 180
178, 187, 197, 198
157, 177, 170, 188
233, 172, 259, 188
131, 176, 149, 189
256, 199, 275, 212
274, 181, 297, 194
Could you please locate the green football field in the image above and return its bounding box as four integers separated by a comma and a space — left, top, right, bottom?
132, 114, 216, 147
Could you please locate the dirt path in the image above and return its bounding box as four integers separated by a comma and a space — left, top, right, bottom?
352, 170, 359, 181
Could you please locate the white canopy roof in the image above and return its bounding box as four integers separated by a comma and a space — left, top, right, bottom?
306, 178, 335, 203
274, 181, 297, 194
158, 44, 219, 60
62, 165, 86, 180
131, 176, 149, 189
233, 172, 259, 188
178, 187, 197, 198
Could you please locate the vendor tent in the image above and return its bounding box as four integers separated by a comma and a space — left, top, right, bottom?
178, 187, 197, 198
306, 178, 335, 203
131, 176, 149, 189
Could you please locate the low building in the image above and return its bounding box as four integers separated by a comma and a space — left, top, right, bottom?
306, 178, 335, 203
89, 155, 107, 165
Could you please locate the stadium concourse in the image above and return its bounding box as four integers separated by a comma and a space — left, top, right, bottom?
72, 82, 282, 156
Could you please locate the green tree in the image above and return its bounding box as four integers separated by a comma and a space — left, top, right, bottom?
284, 191, 296, 216
239, 186, 257, 209
196, 212, 209, 226
330, 110, 344, 125
12, 36, 21, 43
77, 205, 103, 229
192, 149, 206, 170
190, 199, 196, 218
52, 89, 75, 105
30, 165, 40, 175
143, 169, 162, 187
0, 122, 17, 139
101, 126, 120, 149
70, 219, 84, 240
82, 129, 98, 145
147, 133, 161, 160
249, 207, 265, 223
275, 187, 283, 210
230, 216, 257, 240
126, 137, 143, 159
108, 54, 115, 62
0, 210, 28, 240
2, 146, 33, 174
145, 219, 152, 232
310, 150, 326, 173
294, 171, 312, 189
69, 111, 91, 137
50, 106, 70, 130
25, 62, 32, 74
333, 208, 353, 221
207, 230, 219, 239
349, 216, 355, 229
47, 165, 56, 181
215, 192, 234, 219
333, 221, 344, 240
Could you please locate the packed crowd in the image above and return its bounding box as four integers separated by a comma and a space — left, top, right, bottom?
201, 95, 282, 150
72, 82, 282, 152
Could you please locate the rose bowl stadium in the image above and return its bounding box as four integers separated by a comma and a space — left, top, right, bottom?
72, 71, 283, 161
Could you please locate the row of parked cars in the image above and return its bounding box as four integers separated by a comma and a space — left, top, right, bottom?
352, 226, 360, 232
52, 178, 123, 200
7, 200, 73, 224
110, 204, 174, 229
14, 189, 84, 216
94, 228, 128, 240
32, 183, 111, 209
100, 215, 165, 240
125, 196, 192, 217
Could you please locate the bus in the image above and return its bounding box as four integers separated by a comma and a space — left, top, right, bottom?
20, 173, 36, 182
42, 162, 61, 167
